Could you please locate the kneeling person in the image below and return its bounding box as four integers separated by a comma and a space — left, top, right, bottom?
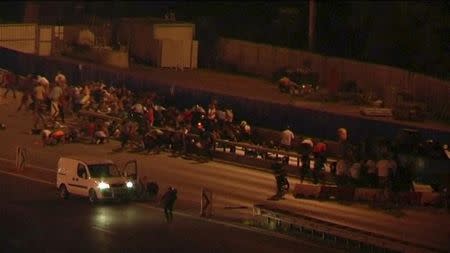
42, 129, 65, 146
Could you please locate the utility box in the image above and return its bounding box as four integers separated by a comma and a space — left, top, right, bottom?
118, 17, 198, 69
153, 23, 195, 41
159, 39, 198, 68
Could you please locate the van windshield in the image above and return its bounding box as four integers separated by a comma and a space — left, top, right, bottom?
88, 164, 121, 178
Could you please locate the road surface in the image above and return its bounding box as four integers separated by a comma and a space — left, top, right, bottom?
0, 170, 344, 253
0, 93, 449, 252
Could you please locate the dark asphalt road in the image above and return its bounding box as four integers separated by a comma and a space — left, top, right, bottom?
0, 172, 342, 253
0, 95, 449, 252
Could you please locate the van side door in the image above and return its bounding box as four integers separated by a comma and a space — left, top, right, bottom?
69, 163, 89, 196
123, 160, 138, 182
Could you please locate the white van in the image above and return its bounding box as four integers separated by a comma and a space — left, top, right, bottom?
56, 156, 138, 204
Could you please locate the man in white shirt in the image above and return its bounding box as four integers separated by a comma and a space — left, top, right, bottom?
280, 126, 295, 150
33, 82, 46, 113
55, 72, 67, 93
37, 75, 50, 94
49, 83, 64, 120
50, 83, 63, 102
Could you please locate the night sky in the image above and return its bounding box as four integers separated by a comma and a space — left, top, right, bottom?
0, 1, 448, 79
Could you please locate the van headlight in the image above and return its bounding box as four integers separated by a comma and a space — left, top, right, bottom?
126, 181, 133, 188
98, 182, 110, 190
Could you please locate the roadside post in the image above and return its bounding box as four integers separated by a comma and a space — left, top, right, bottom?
16, 146, 27, 171
200, 188, 213, 218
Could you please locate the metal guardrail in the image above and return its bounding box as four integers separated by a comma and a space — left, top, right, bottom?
71, 110, 450, 195
75, 110, 339, 175
253, 204, 445, 253
212, 138, 337, 168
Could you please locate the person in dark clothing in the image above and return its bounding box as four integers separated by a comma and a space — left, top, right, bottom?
146, 182, 159, 199
161, 186, 178, 223
299, 139, 314, 183
2, 71, 18, 99
222, 122, 238, 153
120, 120, 133, 149
313, 140, 327, 185
337, 128, 354, 161
272, 157, 290, 197
143, 130, 158, 153
200, 129, 217, 159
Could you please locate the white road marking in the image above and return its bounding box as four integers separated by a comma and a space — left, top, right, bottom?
0, 157, 56, 173
0, 169, 53, 185
92, 226, 115, 235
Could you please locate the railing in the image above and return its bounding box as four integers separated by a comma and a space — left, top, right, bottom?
75, 109, 338, 174
212, 138, 336, 171
67, 111, 448, 208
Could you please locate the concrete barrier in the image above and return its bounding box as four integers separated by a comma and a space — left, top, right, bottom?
318, 185, 338, 199
420, 192, 442, 206
336, 186, 355, 201
293, 183, 323, 199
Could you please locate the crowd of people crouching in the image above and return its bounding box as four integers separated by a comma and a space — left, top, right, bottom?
11, 70, 448, 196
18, 71, 255, 159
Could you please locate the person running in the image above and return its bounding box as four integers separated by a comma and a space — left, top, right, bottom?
49, 82, 63, 122
17, 74, 35, 112
33, 81, 47, 113
2, 71, 18, 99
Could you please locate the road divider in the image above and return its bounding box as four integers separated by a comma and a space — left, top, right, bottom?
201, 188, 213, 218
